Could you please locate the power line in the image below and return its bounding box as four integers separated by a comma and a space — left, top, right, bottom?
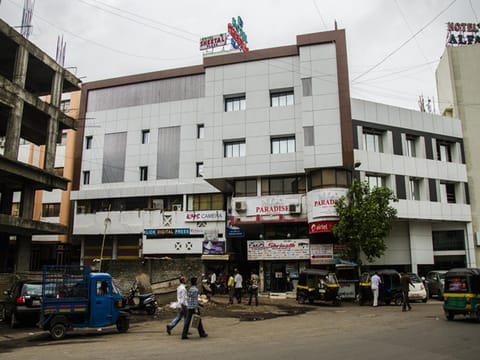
352, 0, 457, 83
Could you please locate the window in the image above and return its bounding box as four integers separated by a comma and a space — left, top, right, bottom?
83, 171, 90, 185
304, 126, 314, 146
270, 90, 294, 107
271, 136, 295, 154
197, 124, 205, 139
440, 182, 456, 203
433, 230, 465, 251
60, 99, 70, 113
196, 162, 204, 177
308, 169, 350, 189
224, 140, 245, 158
140, 166, 148, 181
188, 194, 224, 210
235, 179, 257, 197
261, 176, 306, 195
57, 131, 67, 145
302, 78, 312, 97
406, 135, 416, 157
85, 136, 93, 149
42, 203, 61, 217
437, 141, 452, 162
363, 128, 383, 152
366, 174, 385, 189
142, 129, 150, 144
409, 178, 420, 200
11, 203, 19, 217
225, 95, 246, 112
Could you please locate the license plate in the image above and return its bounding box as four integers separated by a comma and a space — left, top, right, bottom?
32, 300, 40, 306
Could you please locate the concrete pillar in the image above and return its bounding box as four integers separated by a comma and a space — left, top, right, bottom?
4, 46, 29, 160
0, 189, 14, 271
44, 71, 64, 170
15, 186, 36, 272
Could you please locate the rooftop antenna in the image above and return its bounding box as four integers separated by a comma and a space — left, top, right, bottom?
56, 35, 66, 66
21, 0, 35, 39
334, 19, 338, 30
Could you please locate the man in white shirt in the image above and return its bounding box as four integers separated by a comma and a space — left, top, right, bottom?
210, 271, 217, 296
234, 268, 243, 304
166, 276, 187, 335
371, 272, 382, 307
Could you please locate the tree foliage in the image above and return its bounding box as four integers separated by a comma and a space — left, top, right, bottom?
332, 180, 398, 265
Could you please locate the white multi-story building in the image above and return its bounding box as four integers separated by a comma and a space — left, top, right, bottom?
71, 29, 475, 292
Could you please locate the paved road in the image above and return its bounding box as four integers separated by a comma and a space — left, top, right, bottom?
1, 299, 479, 360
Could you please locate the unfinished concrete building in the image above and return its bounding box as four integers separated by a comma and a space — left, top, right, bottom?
0, 18, 81, 272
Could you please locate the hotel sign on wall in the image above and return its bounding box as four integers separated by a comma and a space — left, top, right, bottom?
446, 22, 480, 46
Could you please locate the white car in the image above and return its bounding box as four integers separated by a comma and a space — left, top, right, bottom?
408, 273, 428, 302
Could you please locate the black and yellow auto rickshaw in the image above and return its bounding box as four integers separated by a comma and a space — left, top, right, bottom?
443, 268, 480, 321
296, 269, 341, 306
358, 269, 402, 306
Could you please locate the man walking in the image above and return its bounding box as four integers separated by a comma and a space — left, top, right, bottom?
166, 276, 187, 335
227, 272, 235, 304
181, 277, 208, 339
248, 270, 259, 306
210, 271, 217, 296
371, 272, 381, 307
400, 272, 413, 311
234, 268, 243, 304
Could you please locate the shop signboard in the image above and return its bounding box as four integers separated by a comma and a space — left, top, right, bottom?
308, 188, 347, 220
184, 210, 225, 222
247, 239, 310, 260
202, 241, 225, 255
310, 243, 334, 265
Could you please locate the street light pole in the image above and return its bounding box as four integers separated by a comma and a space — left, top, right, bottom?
99, 216, 111, 272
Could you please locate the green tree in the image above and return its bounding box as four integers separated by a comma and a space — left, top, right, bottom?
332, 179, 398, 265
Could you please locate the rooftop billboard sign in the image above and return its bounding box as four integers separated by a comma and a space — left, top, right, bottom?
446, 22, 480, 46
200, 16, 249, 52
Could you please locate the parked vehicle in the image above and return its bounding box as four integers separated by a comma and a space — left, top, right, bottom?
2, 279, 42, 328
407, 273, 428, 303
124, 281, 158, 315
426, 270, 447, 299
443, 267, 480, 321
38, 265, 130, 340
296, 269, 341, 306
358, 269, 402, 306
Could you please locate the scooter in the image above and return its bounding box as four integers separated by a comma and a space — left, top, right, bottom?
124, 282, 158, 315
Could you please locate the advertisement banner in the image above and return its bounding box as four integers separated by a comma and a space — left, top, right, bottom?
309, 220, 337, 234
184, 211, 225, 222
308, 188, 347, 219
247, 239, 310, 260
202, 241, 225, 255
310, 244, 334, 265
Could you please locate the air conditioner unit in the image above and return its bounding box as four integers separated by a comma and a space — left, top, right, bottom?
235, 201, 246, 211
289, 203, 301, 214
172, 204, 182, 211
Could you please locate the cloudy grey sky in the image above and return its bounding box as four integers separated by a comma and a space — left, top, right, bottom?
1, 0, 478, 111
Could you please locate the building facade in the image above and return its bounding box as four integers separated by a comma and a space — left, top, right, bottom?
436, 36, 480, 266
71, 29, 475, 292
0, 19, 81, 272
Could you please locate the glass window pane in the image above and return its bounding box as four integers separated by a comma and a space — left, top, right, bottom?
270, 178, 283, 195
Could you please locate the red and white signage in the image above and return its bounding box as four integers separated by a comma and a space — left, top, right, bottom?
309, 221, 337, 234
310, 244, 334, 265
200, 33, 228, 50
247, 239, 310, 260
308, 188, 347, 219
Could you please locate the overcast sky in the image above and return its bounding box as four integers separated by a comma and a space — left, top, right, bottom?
1, 0, 478, 111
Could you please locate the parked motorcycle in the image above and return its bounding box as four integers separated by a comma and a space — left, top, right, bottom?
124, 282, 158, 315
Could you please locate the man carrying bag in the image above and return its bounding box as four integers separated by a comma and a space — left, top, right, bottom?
181, 277, 208, 339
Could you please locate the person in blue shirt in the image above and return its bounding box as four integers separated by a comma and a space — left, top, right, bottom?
181, 277, 208, 339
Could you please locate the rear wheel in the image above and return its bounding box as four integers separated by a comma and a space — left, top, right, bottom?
146, 306, 156, 315
116, 317, 130, 333
10, 312, 18, 329
50, 323, 67, 340
446, 311, 455, 321
297, 295, 306, 304
394, 295, 403, 306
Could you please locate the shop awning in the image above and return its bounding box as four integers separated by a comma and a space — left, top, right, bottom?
201, 254, 230, 261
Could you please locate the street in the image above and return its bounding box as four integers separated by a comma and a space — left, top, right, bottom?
1, 298, 479, 360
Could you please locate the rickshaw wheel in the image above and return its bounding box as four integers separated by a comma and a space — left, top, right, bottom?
394, 296, 403, 306
116, 317, 130, 333
446, 311, 455, 321
297, 295, 306, 304
50, 323, 67, 340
